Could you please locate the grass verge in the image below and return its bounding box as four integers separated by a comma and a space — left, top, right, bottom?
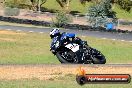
0, 77, 131, 88
0, 30, 131, 64
0, 21, 50, 28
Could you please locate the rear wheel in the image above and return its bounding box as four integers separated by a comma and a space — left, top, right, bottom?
56, 49, 79, 63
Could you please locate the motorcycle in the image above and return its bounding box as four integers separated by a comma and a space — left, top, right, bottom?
50, 33, 106, 64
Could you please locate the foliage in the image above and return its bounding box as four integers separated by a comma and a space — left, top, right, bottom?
4, 7, 20, 16
5, 1, 18, 8
115, 0, 132, 12
5, 0, 47, 11
52, 11, 72, 27
86, 0, 117, 28
5, 0, 31, 9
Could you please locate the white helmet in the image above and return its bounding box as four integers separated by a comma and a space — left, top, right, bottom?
50, 28, 60, 38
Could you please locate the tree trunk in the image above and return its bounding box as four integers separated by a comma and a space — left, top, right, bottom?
64, 0, 70, 13
56, 0, 70, 13
14, 0, 18, 7
0, 0, 5, 9
31, 2, 37, 11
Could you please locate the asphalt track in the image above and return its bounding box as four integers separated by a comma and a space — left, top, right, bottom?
0, 25, 132, 42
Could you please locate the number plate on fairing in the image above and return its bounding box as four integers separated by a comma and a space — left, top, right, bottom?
65, 43, 79, 52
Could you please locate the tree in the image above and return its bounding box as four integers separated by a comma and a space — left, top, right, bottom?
56, 0, 71, 13
115, 0, 132, 12
56, 0, 94, 13
86, 0, 117, 28
104, 0, 132, 12
80, 0, 132, 12
30, 0, 47, 11
56, 0, 102, 13
0, 0, 5, 9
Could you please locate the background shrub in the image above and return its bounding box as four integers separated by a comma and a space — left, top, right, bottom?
4, 7, 20, 16
52, 11, 73, 27
86, 0, 117, 28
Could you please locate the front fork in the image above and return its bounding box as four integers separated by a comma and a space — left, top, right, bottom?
81, 44, 93, 64
75, 44, 89, 64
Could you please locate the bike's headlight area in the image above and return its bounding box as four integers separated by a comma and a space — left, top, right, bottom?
55, 41, 59, 48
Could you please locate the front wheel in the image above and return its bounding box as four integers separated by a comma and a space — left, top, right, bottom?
91, 48, 106, 64
84, 45, 106, 64
56, 50, 79, 64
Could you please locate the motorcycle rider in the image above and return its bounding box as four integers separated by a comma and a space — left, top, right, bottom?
50, 28, 84, 54
49, 28, 106, 64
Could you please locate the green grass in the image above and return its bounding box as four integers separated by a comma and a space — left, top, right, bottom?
5, 0, 132, 20
0, 77, 131, 88
0, 21, 51, 28
0, 30, 132, 64
0, 31, 59, 64
43, 0, 132, 20
113, 4, 132, 20
44, 0, 93, 14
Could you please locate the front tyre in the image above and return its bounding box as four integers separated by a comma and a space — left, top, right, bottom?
91, 48, 106, 64
56, 50, 79, 64
84, 45, 106, 64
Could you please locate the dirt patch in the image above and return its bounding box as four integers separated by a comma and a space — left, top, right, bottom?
0, 30, 26, 42
0, 30, 26, 35
117, 25, 132, 31
0, 38, 16, 42
0, 65, 131, 80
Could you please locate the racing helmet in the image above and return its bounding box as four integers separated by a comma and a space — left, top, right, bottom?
50, 28, 60, 39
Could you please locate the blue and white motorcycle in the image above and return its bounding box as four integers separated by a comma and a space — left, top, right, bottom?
50, 33, 106, 64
